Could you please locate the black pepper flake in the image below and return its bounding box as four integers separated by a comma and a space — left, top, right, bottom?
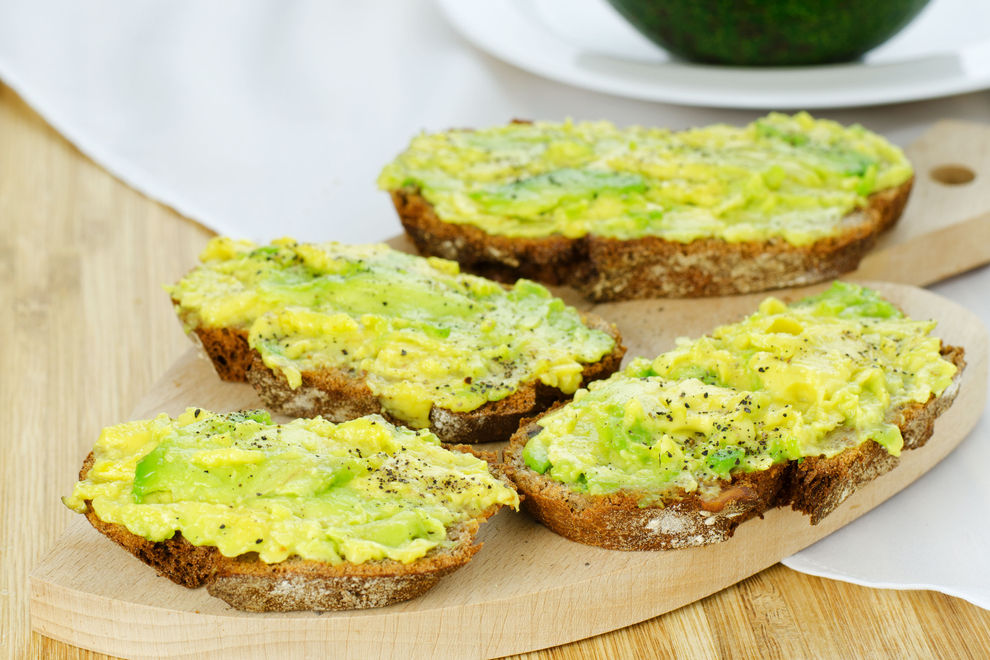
256, 538, 263, 544
194, 408, 202, 418
220, 524, 226, 529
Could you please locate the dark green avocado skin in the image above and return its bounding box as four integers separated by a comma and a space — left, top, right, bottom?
607, 0, 930, 66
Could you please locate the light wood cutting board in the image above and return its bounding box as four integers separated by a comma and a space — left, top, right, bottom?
852, 120, 990, 285
30, 281, 988, 659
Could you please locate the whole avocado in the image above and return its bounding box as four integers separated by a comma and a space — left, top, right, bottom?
607, 0, 930, 66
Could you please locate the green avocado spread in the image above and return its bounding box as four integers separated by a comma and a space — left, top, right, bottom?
377, 112, 912, 246
166, 238, 616, 427
63, 409, 519, 564
522, 283, 957, 503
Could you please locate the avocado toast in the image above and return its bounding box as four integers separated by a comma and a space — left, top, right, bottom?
380, 113, 913, 300
503, 283, 964, 549
167, 238, 625, 443
63, 409, 519, 611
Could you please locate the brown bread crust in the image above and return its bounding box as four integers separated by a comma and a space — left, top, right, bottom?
390, 178, 913, 300
77, 452, 506, 612
191, 326, 250, 382
190, 313, 625, 444
502, 345, 964, 550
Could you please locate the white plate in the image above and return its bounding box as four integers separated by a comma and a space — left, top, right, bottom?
438, 0, 990, 109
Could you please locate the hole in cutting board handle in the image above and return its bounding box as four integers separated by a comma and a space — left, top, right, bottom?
929, 164, 976, 185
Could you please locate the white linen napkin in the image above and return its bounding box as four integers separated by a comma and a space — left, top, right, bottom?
3, 0, 988, 607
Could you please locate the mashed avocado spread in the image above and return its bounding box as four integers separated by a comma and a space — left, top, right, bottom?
167, 238, 616, 427
522, 283, 956, 502
64, 409, 518, 564
378, 113, 912, 245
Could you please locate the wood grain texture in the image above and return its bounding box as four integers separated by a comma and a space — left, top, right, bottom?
0, 84, 211, 658
27, 282, 988, 659
3, 81, 990, 658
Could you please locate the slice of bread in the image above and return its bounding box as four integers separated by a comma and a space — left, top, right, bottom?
240, 312, 624, 444
170, 240, 626, 443
391, 178, 912, 301
502, 345, 964, 551
74, 435, 515, 612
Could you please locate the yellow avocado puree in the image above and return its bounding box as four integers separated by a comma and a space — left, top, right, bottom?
522, 283, 956, 502
167, 238, 616, 427
378, 112, 912, 245
64, 409, 518, 564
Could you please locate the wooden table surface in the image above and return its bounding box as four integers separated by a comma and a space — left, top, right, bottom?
3, 81, 989, 658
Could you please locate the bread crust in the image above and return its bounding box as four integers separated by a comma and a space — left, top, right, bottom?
191, 326, 251, 382
77, 452, 504, 612
216, 313, 625, 444
390, 178, 913, 300
502, 345, 964, 550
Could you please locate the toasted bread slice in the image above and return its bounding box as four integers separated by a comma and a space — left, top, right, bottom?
69, 411, 519, 612
503, 345, 963, 550
380, 114, 914, 301
170, 240, 626, 442
391, 178, 912, 301
241, 312, 624, 443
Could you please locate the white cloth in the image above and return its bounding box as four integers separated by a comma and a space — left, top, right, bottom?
3, 0, 989, 608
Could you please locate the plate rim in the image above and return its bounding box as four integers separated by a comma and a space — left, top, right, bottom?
437, 0, 990, 109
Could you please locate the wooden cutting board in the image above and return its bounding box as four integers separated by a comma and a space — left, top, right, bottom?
852, 120, 990, 285
30, 281, 988, 659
